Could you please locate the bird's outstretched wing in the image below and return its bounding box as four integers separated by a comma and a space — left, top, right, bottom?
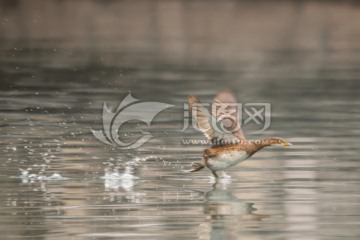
188, 95, 217, 141
212, 90, 246, 140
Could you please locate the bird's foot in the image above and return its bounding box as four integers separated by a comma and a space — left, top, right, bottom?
220, 171, 231, 179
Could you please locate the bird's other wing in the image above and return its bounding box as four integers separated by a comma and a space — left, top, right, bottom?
212, 90, 246, 140
188, 95, 217, 141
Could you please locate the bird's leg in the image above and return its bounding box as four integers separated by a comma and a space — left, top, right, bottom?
211, 171, 219, 178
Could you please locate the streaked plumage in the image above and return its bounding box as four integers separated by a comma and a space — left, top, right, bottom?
188, 90, 291, 178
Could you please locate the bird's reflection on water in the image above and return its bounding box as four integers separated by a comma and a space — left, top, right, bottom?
198, 181, 269, 239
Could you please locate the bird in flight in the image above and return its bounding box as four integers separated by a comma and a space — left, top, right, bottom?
188, 90, 291, 178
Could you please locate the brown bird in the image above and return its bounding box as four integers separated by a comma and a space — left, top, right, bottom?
188, 90, 291, 178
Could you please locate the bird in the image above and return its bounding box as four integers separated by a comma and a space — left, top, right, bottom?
188, 90, 291, 178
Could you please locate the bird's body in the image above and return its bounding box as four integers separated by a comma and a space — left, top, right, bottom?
188, 90, 291, 178
206, 148, 249, 171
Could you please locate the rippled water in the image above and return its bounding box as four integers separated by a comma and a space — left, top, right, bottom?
1, 1, 360, 239
1, 63, 359, 240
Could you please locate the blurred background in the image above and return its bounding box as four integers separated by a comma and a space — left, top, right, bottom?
1, 0, 360, 84
1, 1, 360, 239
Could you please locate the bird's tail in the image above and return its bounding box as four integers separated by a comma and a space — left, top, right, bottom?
189, 162, 205, 172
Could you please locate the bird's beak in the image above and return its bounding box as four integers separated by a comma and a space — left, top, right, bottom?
281, 141, 292, 147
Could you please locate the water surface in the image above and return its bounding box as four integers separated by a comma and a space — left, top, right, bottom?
1, 1, 360, 239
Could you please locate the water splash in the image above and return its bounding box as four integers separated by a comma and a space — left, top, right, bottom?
102, 166, 139, 191
19, 168, 69, 183
207, 171, 232, 184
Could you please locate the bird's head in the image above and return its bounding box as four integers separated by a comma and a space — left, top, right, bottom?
266, 137, 292, 147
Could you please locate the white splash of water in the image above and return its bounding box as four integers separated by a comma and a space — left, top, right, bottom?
102, 166, 139, 191
19, 168, 69, 183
